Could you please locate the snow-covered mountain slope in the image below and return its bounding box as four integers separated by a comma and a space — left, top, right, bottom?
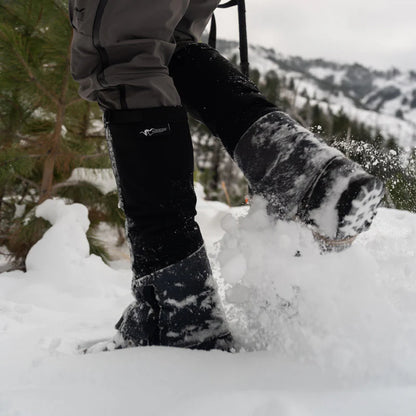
216, 39, 416, 148
1, 189, 416, 415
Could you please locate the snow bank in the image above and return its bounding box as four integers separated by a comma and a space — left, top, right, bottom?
0, 199, 131, 347
1, 196, 416, 415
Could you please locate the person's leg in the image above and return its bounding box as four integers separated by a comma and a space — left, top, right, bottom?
105, 107, 231, 350
69, 0, 231, 350
169, 44, 384, 247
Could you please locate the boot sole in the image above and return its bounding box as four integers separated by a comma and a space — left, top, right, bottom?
299, 156, 385, 249
336, 176, 385, 239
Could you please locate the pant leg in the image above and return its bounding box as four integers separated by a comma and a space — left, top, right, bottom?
69, 0, 185, 109
69, 0, 219, 110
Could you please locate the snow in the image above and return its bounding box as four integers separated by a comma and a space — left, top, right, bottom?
1, 192, 416, 415
309, 66, 346, 86
66, 168, 117, 194
227, 44, 416, 148
87, 119, 105, 136
221, 199, 416, 381
291, 72, 415, 147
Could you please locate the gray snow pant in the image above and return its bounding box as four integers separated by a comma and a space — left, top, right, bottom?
69, 0, 220, 109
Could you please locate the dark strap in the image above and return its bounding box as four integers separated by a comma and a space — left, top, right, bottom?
237, 0, 249, 77
103, 106, 186, 124
208, 14, 217, 49
208, 0, 249, 77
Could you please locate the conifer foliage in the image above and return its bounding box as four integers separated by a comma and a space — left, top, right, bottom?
0, 0, 121, 269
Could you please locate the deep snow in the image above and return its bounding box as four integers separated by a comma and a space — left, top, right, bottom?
1, 186, 416, 416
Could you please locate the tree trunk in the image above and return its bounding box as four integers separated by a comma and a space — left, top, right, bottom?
38, 103, 66, 203
38, 44, 72, 204
0, 188, 4, 218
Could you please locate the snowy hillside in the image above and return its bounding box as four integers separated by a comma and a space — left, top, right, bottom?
1, 187, 416, 415
217, 39, 416, 148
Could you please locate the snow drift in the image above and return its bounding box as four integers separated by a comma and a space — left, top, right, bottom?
1, 191, 416, 415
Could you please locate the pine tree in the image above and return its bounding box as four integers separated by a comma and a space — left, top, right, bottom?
0, 0, 121, 268
262, 70, 280, 105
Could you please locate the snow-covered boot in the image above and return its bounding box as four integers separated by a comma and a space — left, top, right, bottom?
169, 43, 384, 246
93, 106, 232, 351
115, 245, 232, 350
234, 112, 384, 247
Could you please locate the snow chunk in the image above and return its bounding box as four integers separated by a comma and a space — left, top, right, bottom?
26, 199, 90, 271
220, 200, 416, 381
4, 199, 131, 312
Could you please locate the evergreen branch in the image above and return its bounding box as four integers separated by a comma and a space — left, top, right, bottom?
80, 153, 108, 160
66, 97, 84, 107
53, 0, 70, 20
15, 174, 40, 190
0, 154, 43, 168
19, 59, 60, 106
35, 5, 44, 28
0, 198, 14, 208
0, 151, 107, 169
0, 4, 18, 22
17, 182, 30, 204
9, 42, 60, 106
60, 43, 72, 104
51, 182, 71, 191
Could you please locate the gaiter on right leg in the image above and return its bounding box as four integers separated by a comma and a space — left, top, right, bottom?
105, 106, 232, 349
